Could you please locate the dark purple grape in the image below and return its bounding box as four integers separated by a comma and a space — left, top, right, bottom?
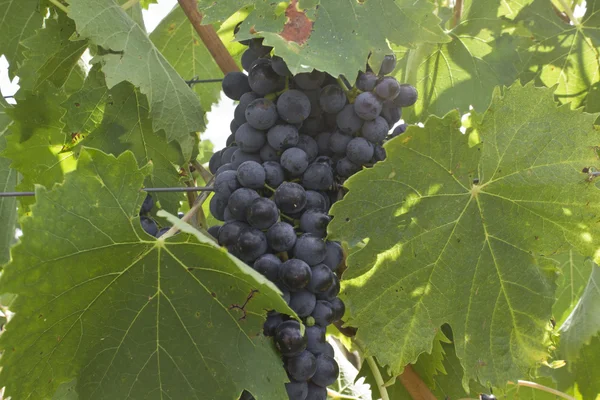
277, 90, 311, 124
316, 274, 340, 301
246, 197, 279, 229
237, 160, 266, 189
222, 71, 251, 100
362, 116, 389, 143
248, 38, 272, 56
259, 143, 279, 161
356, 71, 377, 91
379, 54, 397, 75
285, 381, 308, 400
293, 233, 327, 266
286, 351, 317, 382
346, 137, 374, 165
241, 48, 260, 72
228, 188, 260, 220
275, 320, 307, 357
381, 100, 402, 126
272, 55, 290, 76
236, 227, 268, 262
245, 98, 278, 130
319, 84, 346, 114
390, 123, 407, 138
394, 84, 418, 107
294, 70, 326, 90
266, 222, 297, 252
375, 76, 401, 100
218, 221, 249, 247
330, 297, 346, 321
263, 161, 285, 188
373, 145, 386, 162
302, 162, 333, 191
140, 194, 154, 214
305, 325, 326, 353
231, 149, 262, 168
311, 355, 339, 387
300, 116, 325, 136
336, 157, 360, 178
267, 124, 299, 151
209, 150, 223, 174
336, 104, 363, 134
289, 290, 317, 317
235, 123, 266, 153
248, 60, 285, 95
323, 241, 343, 271
275, 182, 307, 214
214, 169, 240, 198
328, 130, 352, 154
296, 135, 319, 162
354, 91, 382, 121
221, 145, 238, 164
253, 253, 282, 282
140, 216, 158, 236
307, 264, 334, 293
209, 194, 229, 221
299, 210, 330, 237
311, 300, 334, 327
207, 225, 221, 240
281, 147, 309, 176
315, 132, 332, 156
306, 382, 327, 400
263, 311, 285, 336
280, 258, 312, 291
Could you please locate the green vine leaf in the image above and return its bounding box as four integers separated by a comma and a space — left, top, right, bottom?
69, 0, 204, 160
0, 0, 45, 78
329, 83, 600, 387
150, 5, 223, 112
515, 0, 600, 118
398, 0, 530, 122
559, 264, 600, 359
0, 149, 292, 400
17, 11, 87, 93
198, 0, 449, 80
0, 96, 17, 265
573, 334, 600, 398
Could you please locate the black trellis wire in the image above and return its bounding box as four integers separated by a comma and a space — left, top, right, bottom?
0, 186, 215, 198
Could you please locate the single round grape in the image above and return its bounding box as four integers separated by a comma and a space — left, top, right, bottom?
294, 233, 327, 266
216, 162, 235, 175
207, 225, 221, 240
305, 325, 326, 353
375, 76, 401, 100
305, 191, 329, 212
218, 221, 249, 247
381, 100, 402, 126
299, 210, 330, 237
263, 161, 285, 188
323, 241, 343, 271
285, 381, 308, 400
328, 131, 352, 154
311, 300, 334, 327
241, 48, 260, 72
289, 290, 317, 317
379, 54, 397, 75
140, 216, 158, 236
294, 70, 326, 90
281, 147, 309, 176
272, 55, 291, 76
237, 160, 266, 189
319, 84, 346, 114
307, 264, 334, 293
362, 116, 389, 143
336, 104, 363, 134
302, 162, 333, 191
214, 170, 240, 199
354, 91, 382, 121
222, 71, 251, 100
267, 124, 299, 151
336, 157, 360, 178
311, 355, 339, 387
246, 197, 279, 229
306, 382, 327, 400
209, 150, 223, 174
390, 123, 407, 138
330, 297, 346, 321
315, 131, 332, 156
394, 83, 418, 107
140, 194, 154, 215
236, 227, 268, 262
228, 188, 260, 220
245, 98, 278, 130
346, 137, 374, 165
248, 60, 285, 95
234, 104, 247, 125
230, 119, 240, 136
316, 274, 340, 301
263, 311, 285, 336
280, 258, 312, 291
235, 123, 266, 153
310, 341, 334, 358
275, 182, 307, 214
373, 145, 386, 162
220, 145, 238, 164
239, 91, 260, 112
286, 350, 317, 381
277, 90, 311, 124
300, 116, 325, 136
209, 194, 228, 221
248, 38, 272, 56
230, 149, 262, 168
223, 207, 236, 222
226, 133, 235, 147
275, 320, 307, 357
253, 253, 282, 282
296, 134, 319, 162
266, 222, 297, 252
156, 227, 171, 238
355, 71, 377, 92
259, 143, 279, 162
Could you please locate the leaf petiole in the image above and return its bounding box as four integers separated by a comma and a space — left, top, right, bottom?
48, 0, 69, 13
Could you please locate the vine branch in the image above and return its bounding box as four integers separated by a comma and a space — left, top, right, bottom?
366, 356, 390, 400
397, 365, 436, 400
452, 0, 464, 28
509, 380, 576, 400
177, 0, 239, 74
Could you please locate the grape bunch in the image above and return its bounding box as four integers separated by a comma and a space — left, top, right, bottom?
207, 38, 416, 400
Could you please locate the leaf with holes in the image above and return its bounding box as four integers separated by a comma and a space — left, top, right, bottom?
0, 148, 293, 399
69, 0, 204, 160
329, 83, 600, 387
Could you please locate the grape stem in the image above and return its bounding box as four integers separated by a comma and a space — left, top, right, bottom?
48, 0, 69, 13
508, 380, 576, 400
121, 0, 140, 10
452, 0, 463, 28
366, 356, 391, 400
191, 160, 214, 184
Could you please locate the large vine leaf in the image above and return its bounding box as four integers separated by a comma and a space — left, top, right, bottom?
150, 5, 223, 112
69, 0, 204, 160
515, 0, 600, 116
0, 0, 45, 77
397, 0, 529, 122
0, 148, 292, 399
0, 96, 17, 265
84, 80, 186, 214
2, 85, 76, 209
559, 264, 600, 359
198, 0, 449, 80
329, 83, 600, 387
17, 11, 87, 93
573, 334, 600, 399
